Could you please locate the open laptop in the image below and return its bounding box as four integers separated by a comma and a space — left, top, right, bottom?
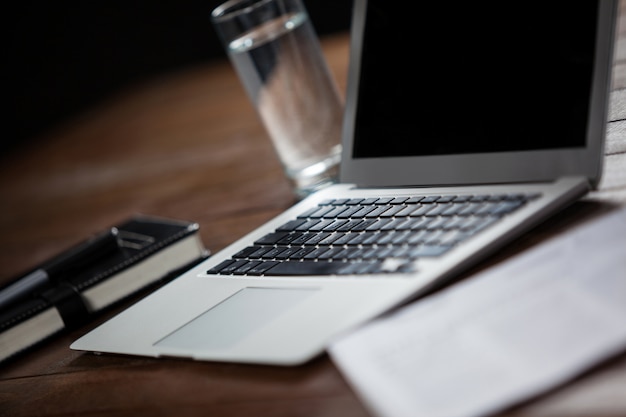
72, 0, 617, 365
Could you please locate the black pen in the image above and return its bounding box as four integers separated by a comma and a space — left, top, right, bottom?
0, 227, 120, 311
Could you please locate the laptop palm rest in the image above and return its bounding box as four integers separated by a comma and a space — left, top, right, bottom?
154, 287, 316, 351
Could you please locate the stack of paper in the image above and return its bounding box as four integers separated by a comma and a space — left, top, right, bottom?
330, 206, 626, 417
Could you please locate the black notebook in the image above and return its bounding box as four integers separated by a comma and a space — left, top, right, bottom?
0, 215, 208, 363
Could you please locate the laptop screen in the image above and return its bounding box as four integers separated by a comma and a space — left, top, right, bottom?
340, 0, 615, 188
351, 1, 599, 159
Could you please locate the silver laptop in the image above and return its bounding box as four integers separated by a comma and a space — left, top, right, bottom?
72, 0, 617, 365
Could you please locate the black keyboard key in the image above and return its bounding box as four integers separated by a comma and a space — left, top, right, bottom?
323, 206, 350, 218
233, 261, 262, 275
303, 246, 334, 259
309, 219, 335, 231
336, 220, 365, 232
410, 218, 434, 230
486, 194, 506, 202
420, 196, 440, 203
439, 230, 470, 245
394, 205, 420, 217
365, 205, 394, 218
249, 247, 272, 258
295, 219, 323, 231
425, 203, 453, 216
275, 247, 303, 259
361, 232, 381, 245
440, 204, 467, 216
390, 197, 409, 204
406, 229, 430, 244
323, 219, 350, 231
351, 206, 377, 218
332, 233, 359, 245
348, 232, 376, 245
453, 195, 472, 203
365, 218, 393, 231
338, 261, 384, 275
371, 246, 397, 259
469, 195, 489, 202
375, 197, 394, 204
396, 218, 420, 230
464, 216, 500, 234
360, 198, 379, 205
457, 203, 482, 216
207, 259, 236, 274
336, 261, 371, 275
350, 219, 378, 231
436, 195, 456, 203
473, 202, 501, 216
218, 260, 251, 274
504, 193, 527, 201
443, 216, 467, 230
346, 198, 364, 205
406, 196, 425, 204
345, 247, 368, 259
380, 218, 409, 231
379, 205, 406, 217
426, 217, 452, 230
337, 206, 364, 218
233, 246, 261, 259
374, 232, 396, 245
261, 247, 288, 259
303, 232, 332, 245
390, 231, 413, 244
265, 261, 348, 276
422, 230, 446, 244
288, 247, 315, 259
291, 233, 319, 245
246, 261, 280, 275
254, 232, 290, 245
277, 233, 304, 245
332, 247, 360, 260
410, 205, 436, 216
318, 247, 346, 260
319, 233, 343, 245
359, 246, 382, 259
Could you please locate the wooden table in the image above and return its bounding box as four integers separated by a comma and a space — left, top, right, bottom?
2, 7, 626, 416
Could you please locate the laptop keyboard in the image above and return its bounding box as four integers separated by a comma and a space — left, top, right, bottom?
207, 193, 539, 276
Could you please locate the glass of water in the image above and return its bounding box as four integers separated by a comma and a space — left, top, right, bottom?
211, 0, 343, 198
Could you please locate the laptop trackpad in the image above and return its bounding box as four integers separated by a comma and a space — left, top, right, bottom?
155, 287, 316, 351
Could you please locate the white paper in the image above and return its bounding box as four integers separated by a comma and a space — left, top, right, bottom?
329, 206, 626, 417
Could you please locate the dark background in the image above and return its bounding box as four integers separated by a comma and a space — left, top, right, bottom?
6, 1, 353, 152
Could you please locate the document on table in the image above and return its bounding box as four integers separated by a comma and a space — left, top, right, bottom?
329, 205, 626, 417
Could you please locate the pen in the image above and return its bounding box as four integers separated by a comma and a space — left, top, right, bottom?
0, 227, 120, 311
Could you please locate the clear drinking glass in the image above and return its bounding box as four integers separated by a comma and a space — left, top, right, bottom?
211, 0, 343, 198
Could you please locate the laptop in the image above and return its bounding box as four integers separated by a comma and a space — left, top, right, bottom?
71, 0, 617, 365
